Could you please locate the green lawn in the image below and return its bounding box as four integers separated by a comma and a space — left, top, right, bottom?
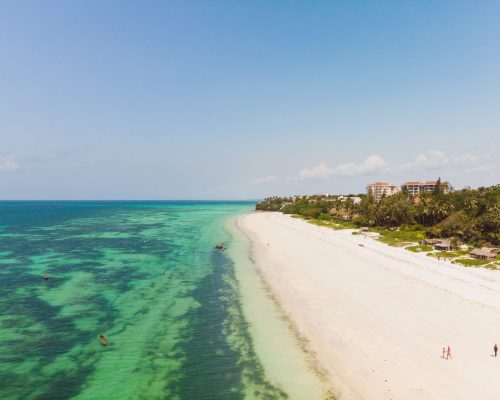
308, 218, 357, 230
372, 228, 426, 246
453, 258, 491, 267
427, 250, 470, 258
406, 245, 433, 252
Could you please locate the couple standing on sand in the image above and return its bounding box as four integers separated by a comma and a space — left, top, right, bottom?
442, 344, 498, 359
442, 346, 452, 359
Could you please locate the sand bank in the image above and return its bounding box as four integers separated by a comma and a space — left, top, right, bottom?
238, 212, 500, 400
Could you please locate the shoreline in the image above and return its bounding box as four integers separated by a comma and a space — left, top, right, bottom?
226, 214, 332, 399
238, 211, 500, 400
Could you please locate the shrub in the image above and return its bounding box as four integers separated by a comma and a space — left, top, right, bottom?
302, 208, 321, 219
426, 226, 442, 238
318, 213, 332, 221
453, 259, 490, 267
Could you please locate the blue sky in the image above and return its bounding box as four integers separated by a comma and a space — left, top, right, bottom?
1, 1, 499, 199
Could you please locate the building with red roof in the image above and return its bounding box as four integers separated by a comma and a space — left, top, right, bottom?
366, 182, 399, 202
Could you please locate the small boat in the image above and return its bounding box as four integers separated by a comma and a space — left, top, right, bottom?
99, 335, 109, 346
215, 243, 224, 250
43, 273, 49, 280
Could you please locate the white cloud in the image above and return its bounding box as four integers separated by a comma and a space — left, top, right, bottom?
453, 152, 493, 174
249, 175, 281, 185
415, 149, 448, 168
453, 153, 481, 166
400, 149, 448, 171
0, 155, 20, 171
461, 164, 494, 174
211, 148, 497, 194
332, 154, 389, 176
298, 161, 333, 179
295, 155, 389, 180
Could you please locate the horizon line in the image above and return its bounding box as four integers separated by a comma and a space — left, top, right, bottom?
0, 199, 261, 202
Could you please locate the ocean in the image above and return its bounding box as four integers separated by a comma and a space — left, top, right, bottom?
0, 201, 326, 400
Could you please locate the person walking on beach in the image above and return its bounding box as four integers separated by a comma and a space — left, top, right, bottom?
494, 343, 498, 357
442, 347, 446, 359
446, 345, 452, 359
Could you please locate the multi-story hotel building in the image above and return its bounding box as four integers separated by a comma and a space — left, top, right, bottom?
401, 180, 448, 195
366, 182, 399, 202
400, 181, 421, 196
421, 180, 445, 193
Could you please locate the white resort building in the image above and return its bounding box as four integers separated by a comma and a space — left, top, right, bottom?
400, 181, 421, 196
401, 180, 449, 195
338, 195, 362, 205
366, 182, 399, 202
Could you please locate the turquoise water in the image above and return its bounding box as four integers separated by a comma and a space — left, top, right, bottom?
0, 201, 307, 400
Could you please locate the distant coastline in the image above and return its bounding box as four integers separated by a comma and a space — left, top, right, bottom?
256, 183, 499, 267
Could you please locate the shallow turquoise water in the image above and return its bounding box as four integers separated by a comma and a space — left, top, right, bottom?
0, 201, 292, 400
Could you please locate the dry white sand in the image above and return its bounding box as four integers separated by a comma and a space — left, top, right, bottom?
238, 212, 500, 400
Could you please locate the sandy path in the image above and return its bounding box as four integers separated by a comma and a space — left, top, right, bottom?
238, 212, 500, 400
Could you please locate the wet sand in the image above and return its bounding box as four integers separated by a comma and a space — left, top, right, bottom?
226, 216, 331, 399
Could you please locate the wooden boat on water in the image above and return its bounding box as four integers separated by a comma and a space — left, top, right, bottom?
43, 273, 49, 280
215, 243, 224, 250
99, 335, 109, 346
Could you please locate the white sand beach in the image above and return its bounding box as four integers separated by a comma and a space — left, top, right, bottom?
238, 212, 500, 400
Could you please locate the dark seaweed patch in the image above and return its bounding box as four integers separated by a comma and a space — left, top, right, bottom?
166, 249, 288, 400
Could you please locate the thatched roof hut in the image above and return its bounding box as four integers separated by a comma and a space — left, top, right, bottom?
470, 247, 500, 260
434, 241, 452, 251
422, 238, 443, 245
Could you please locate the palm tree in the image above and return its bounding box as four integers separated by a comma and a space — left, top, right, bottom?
334, 198, 343, 216
418, 194, 432, 225
344, 198, 354, 219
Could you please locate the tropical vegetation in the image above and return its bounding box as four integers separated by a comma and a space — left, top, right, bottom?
256, 182, 500, 246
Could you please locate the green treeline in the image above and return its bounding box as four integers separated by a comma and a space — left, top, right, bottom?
256, 184, 500, 246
